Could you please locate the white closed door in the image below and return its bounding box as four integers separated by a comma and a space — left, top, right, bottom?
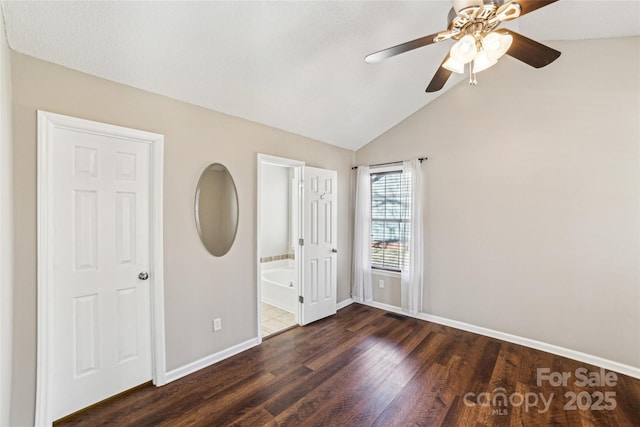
49, 125, 152, 420
300, 166, 337, 325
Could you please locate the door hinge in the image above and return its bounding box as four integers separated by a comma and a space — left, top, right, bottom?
299, 295, 304, 304
299, 238, 304, 246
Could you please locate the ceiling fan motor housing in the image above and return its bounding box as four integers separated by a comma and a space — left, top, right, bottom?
447, 0, 516, 41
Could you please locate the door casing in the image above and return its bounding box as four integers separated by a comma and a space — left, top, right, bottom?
35, 111, 166, 426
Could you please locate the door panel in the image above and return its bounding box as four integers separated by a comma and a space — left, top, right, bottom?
301, 166, 337, 325
50, 126, 152, 420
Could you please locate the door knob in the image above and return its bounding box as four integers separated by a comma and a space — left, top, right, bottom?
138, 272, 149, 280
331, 248, 338, 253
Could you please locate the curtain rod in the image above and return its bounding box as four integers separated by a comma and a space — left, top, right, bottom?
351, 157, 427, 170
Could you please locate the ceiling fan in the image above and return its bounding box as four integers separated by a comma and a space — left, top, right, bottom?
365, 0, 561, 92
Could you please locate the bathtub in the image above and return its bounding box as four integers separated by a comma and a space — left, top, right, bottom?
261, 267, 296, 314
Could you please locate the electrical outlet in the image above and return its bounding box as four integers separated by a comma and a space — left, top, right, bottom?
213, 318, 222, 332
378, 279, 384, 289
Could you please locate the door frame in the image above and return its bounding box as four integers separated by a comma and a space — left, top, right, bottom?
35, 111, 166, 426
256, 154, 304, 341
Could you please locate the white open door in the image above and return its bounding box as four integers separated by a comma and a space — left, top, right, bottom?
37, 112, 165, 425
300, 166, 337, 325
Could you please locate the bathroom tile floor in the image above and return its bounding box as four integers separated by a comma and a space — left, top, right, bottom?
261, 302, 296, 337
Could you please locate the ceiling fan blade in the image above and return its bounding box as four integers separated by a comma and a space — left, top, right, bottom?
498, 29, 561, 68
365, 32, 441, 64
426, 54, 453, 93
514, 0, 559, 17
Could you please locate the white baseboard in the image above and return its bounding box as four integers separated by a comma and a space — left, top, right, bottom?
337, 298, 354, 310
164, 337, 260, 384
359, 300, 640, 380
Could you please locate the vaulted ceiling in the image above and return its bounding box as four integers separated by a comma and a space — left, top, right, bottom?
2, 1, 639, 150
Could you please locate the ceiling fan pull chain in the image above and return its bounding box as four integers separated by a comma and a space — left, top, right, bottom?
469, 70, 478, 86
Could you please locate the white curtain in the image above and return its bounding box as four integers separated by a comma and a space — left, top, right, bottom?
352, 166, 372, 302
401, 159, 424, 314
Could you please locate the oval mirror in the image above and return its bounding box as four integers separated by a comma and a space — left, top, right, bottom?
195, 163, 239, 256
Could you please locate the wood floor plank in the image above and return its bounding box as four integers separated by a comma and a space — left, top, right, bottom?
263, 316, 402, 419
225, 407, 277, 427
156, 370, 276, 427
275, 317, 420, 426
372, 362, 450, 427
475, 342, 522, 426
167, 365, 310, 427
272, 317, 411, 425
302, 312, 399, 371
380, 330, 447, 389
370, 333, 456, 426
55, 304, 640, 427
611, 372, 640, 426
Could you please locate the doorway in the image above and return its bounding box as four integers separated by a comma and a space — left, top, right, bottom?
257, 154, 338, 339
36, 111, 166, 426
257, 155, 302, 337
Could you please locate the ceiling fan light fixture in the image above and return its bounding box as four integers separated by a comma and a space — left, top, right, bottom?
443, 56, 465, 74
472, 50, 498, 73
483, 32, 513, 61
450, 35, 477, 64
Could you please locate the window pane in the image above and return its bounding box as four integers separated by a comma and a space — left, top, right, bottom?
370, 169, 411, 272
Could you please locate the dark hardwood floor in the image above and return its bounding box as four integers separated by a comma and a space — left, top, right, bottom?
56, 303, 640, 426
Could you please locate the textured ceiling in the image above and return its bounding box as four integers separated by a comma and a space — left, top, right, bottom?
2, 1, 639, 150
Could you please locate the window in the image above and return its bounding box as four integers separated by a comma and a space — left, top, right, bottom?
370, 168, 410, 272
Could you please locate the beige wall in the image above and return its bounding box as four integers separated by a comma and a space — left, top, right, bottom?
11, 52, 354, 425
0, 5, 13, 426
356, 37, 640, 369
371, 273, 401, 307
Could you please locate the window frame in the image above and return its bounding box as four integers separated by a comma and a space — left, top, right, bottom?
369, 164, 410, 274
